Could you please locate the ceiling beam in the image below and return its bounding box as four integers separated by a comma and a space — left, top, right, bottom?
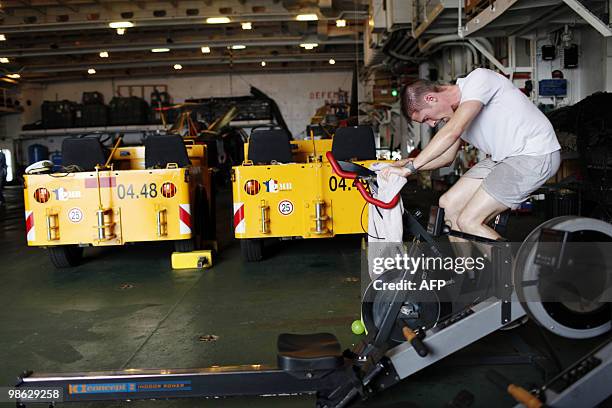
91, 0, 112, 11
23, 63, 355, 83
24, 52, 362, 73
1, 36, 361, 57
562, 0, 612, 37
508, 5, 567, 36
56, 0, 79, 12
0, 11, 368, 34
15, 0, 47, 15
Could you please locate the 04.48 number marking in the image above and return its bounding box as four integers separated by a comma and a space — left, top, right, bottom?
117, 183, 158, 199
328, 176, 369, 192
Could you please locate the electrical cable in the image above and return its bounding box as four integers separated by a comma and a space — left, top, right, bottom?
360, 201, 385, 240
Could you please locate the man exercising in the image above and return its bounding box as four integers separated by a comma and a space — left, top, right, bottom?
381, 68, 561, 240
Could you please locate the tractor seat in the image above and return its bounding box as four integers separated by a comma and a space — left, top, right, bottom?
145, 134, 191, 169
277, 333, 343, 372
62, 137, 107, 171
332, 126, 376, 161
248, 129, 292, 164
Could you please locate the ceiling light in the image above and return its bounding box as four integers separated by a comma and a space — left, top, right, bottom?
0, 57, 9, 63
151, 48, 170, 53
0, 34, 6, 41
336, 19, 346, 27
299, 43, 318, 50
296, 14, 318, 21
108, 21, 133, 29
99, 51, 109, 58
174, 64, 182, 70
261, 61, 266, 67
329, 58, 336, 65
206, 16, 230, 24
231, 44, 246, 50
87, 68, 96, 74
241, 22, 252, 30
116, 28, 125, 35
201, 46, 211, 53
6, 73, 20, 79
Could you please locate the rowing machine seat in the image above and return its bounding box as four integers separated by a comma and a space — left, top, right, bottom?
277, 333, 343, 372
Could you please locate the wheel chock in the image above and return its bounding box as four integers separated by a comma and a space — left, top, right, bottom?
171, 250, 213, 269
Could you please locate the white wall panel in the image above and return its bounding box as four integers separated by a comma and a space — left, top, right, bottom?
26, 71, 355, 138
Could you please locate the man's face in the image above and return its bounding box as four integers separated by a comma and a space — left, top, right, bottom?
410, 92, 454, 128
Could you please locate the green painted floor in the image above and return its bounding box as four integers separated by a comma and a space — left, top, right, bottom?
0, 184, 608, 408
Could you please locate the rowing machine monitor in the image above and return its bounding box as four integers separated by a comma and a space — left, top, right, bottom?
534, 228, 572, 269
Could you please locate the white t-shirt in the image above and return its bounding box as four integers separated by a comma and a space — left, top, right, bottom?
456, 68, 560, 162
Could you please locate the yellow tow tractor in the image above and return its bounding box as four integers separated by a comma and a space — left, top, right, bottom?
23, 134, 214, 268
231, 125, 391, 261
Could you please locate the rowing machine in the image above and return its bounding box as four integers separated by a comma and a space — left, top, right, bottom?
15, 154, 611, 407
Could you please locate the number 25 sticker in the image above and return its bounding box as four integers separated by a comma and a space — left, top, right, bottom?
68, 207, 83, 223
278, 200, 294, 216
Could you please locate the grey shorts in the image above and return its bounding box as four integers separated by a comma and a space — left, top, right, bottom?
463, 151, 561, 209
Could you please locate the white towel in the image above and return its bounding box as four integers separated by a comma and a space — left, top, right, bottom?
366, 163, 407, 280
367, 162, 406, 243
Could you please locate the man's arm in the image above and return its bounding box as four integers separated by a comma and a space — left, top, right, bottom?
412, 100, 482, 170
389, 138, 460, 169
382, 138, 461, 180
417, 138, 461, 170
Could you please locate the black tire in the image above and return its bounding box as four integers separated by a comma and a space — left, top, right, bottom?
174, 238, 195, 253
241, 239, 263, 262
198, 184, 216, 242
48, 245, 83, 268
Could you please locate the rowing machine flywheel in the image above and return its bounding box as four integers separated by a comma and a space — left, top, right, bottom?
361, 268, 443, 344
513, 216, 612, 339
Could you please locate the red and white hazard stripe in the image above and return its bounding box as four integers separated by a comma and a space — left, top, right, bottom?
25, 210, 35, 241
234, 203, 245, 234
179, 204, 191, 235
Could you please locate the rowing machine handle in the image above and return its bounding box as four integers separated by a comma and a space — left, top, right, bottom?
486, 370, 546, 408
326, 151, 400, 210
402, 326, 428, 357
